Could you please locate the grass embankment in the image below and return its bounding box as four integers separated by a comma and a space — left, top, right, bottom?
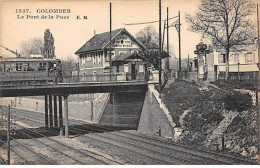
182, 89, 226, 145
157, 80, 257, 159
157, 80, 212, 126
224, 107, 258, 157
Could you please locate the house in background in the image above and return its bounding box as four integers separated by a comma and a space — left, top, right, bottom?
188, 39, 259, 82
75, 28, 148, 81
213, 39, 259, 80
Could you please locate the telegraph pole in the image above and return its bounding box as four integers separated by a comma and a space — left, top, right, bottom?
187, 54, 190, 71
167, 7, 169, 75
178, 11, 181, 78
7, 105, 10, 165
159, 0, 162, 97
167, 7, 169, 56
162, 21, 166, 50
109, 2, 112, 80
257, 3, 260, 163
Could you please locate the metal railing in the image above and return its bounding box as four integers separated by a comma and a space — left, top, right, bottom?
0, 73, 147, 86
61, 73, 146, 84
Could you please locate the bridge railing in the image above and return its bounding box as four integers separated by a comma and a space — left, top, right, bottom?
60, 73, 147, 84
0, 73, 147, 86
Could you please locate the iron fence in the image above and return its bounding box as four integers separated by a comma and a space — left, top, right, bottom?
62, 73, 146, 83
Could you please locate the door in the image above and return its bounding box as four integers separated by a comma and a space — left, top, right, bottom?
131, 63, 136, 80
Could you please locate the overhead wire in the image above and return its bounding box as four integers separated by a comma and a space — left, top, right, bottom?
122, 15, 178, 26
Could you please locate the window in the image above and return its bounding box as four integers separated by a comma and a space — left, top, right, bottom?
86, 53, 91, 61
38, 63, 46, 71
139, 65, 144, 72
98, 54, 101, 64
124, 64, 129, 73
92, 53, 97, 64
245, 52, 253, 62
119, 51, 127, 55
218, 54, 226, 63
230, 53, 239, 64
82, 56, 86, 65
106, 51, 115, 61
16, 63, 22, 71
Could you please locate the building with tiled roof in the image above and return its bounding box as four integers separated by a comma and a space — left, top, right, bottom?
75, 28, 148, 81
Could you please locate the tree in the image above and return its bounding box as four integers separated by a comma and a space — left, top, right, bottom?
20, 37, 43, 57
186, 0, 256, 80
136, 25, 174, 69
136, 25, 160, 68
136, 25, 159, 45
61, 57, 77, 76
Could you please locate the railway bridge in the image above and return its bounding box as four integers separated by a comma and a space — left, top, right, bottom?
0, 80, 149, 138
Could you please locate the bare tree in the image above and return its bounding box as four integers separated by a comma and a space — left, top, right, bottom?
20, 37, 43, 57
136, 25, 159, 45
186, 0, 256, 80
61, 57, 77, 76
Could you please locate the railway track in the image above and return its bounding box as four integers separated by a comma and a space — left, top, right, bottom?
0, 110, 123, 165
0, 132, 55, 164
0, 137, 32, 165
1, 108, 257, 165
70, 119, 256, 165
69, 122, 232, 165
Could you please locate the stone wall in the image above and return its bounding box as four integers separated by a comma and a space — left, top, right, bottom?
138, 84, 175, 139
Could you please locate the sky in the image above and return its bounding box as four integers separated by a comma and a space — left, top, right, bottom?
0, 0, 258, 61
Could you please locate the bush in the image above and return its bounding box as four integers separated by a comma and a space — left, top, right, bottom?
224, 91, 252, 112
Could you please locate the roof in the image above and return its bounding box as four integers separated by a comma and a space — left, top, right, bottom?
112, 52, 147, 62
75, 28, 146, 54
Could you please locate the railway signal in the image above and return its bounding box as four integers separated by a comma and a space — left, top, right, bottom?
194, 43, 210, 55
194, 43, 210, 81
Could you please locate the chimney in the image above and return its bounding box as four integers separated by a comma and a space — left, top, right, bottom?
94, 30, 96, 35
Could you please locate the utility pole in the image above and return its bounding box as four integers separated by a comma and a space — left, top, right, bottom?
167, 7, 169, 56
167, 7, 169, 75
159, 0, 162, 97
257, 3, 260, 163
162, 21, 166, 51
109, 2, 112, 81
7, 105, 10, 165
188, 54, 190, 72
178, 11, 181, 78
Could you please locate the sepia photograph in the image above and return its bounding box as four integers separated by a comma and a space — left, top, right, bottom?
0, 0, 259, 165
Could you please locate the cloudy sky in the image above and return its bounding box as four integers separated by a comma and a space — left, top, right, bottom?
0, 0, 258, 61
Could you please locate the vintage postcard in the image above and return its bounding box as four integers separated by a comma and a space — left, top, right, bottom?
0, 0, 259, 165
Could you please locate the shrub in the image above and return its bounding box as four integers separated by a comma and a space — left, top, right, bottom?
224, 91, 252, 112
